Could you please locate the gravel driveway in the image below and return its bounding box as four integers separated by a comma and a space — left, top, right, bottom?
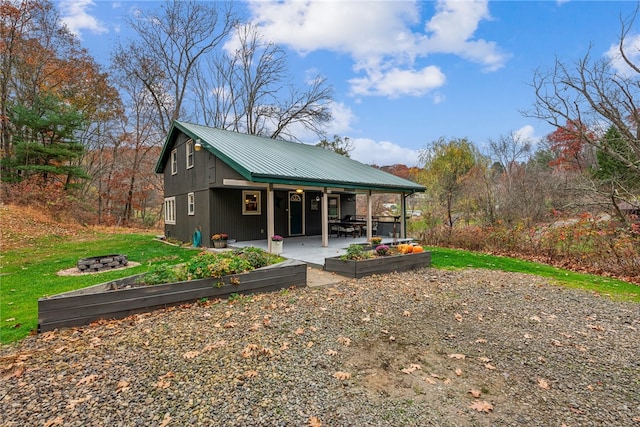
1, 268, 639, 426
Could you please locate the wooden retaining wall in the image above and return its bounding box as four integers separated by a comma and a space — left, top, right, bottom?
324, 251, 431, 279
39, 260, 306, 332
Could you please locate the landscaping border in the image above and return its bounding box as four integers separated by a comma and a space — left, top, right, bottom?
38, 259, 306, 332
324, 251, 431, 279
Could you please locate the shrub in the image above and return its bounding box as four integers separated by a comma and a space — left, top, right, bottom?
342, 244, 371, 261
138, 263, 178, 285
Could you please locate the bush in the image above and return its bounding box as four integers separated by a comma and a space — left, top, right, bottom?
341, 244, 371, 261
137, 248, 283, 285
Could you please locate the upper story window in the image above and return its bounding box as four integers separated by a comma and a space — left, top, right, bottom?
170, 149, 177, 175
187, 192, 195, 215
186, 139, 194, 169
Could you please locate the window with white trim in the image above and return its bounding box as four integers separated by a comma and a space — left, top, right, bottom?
164, 197, 176, 224
186, 140, 194, 169
170, 149, 177, 175
187, 192, 195, 215
242, 190, 261, 215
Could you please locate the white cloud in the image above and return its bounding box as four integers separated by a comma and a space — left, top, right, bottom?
58, 0, 107, 38
350, 137, 421, 167
607, 34, 640, 78
513, 124, 536, 142
349, 65, 446, 97
248, 0, 506, 98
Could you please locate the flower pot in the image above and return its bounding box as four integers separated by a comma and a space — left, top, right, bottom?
271, 240, 283, 255
213, 240, 227, 249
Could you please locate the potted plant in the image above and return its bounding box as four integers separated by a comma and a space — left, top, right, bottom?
270, 235, 284, 254
369, 236, 382, 247
211, 233, 229, 248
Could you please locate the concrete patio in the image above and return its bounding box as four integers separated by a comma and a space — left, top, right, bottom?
230, 235, 403, 268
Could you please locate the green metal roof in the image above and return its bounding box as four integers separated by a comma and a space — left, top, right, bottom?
156, 121, 425, 193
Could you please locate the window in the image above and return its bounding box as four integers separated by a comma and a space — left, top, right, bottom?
164, 197, 176, 224
242, 190, 261, 215
186, 139, 194, 169
187, 192, 195, 215
170, 149, 177, 175
328, 195, 339, 219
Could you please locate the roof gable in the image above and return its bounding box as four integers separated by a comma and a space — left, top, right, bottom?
156, 121, 425, 193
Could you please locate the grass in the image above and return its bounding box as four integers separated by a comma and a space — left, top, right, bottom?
427, 246, 640, 303
0, 232, 200, 344
1, 234, 637, 345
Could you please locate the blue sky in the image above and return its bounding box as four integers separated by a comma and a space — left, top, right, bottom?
57, 0, 639, 166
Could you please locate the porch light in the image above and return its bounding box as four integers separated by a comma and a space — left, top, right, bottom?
295, 188, 303, 193
194, 139, 202, 151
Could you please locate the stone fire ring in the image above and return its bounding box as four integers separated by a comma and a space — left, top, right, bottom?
77, 254, 128, 272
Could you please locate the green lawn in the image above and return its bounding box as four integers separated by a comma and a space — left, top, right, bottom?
0, 232, 200, 344
427, 246, 640, 302
1, 236, 637, 345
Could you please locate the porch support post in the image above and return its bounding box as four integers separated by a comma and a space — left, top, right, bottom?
321, 189, 329, 247
400, 192, 406, 238
366, 190, 372, 241
267, 184, 275, 252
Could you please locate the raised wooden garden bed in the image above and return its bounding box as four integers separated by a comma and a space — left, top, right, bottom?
324, 251, 431, 279
38, 259, 306, 332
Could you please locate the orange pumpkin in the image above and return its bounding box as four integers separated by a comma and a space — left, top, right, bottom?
398, 244, 411, 254
412, 245, 424, 253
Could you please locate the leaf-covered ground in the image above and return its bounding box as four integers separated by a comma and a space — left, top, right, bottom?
1, 268, 638, 426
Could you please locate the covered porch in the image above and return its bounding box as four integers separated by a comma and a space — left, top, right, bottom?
231, 235, 410, 268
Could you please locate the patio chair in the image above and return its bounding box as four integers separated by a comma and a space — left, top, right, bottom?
338, 224, 356, 237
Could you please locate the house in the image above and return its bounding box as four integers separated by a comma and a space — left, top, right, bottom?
155, 121, 426, 250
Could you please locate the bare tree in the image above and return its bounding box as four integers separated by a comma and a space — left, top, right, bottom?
195, 23, 333, 140
113, 0, 236, 135
525, 9, 640, 180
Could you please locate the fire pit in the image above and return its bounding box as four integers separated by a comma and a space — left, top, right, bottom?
77, 255, 128, 272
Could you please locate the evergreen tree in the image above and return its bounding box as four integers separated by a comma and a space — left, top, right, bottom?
3, 93, 88, 187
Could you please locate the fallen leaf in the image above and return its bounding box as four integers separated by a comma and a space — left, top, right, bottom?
401, 364, 422, 374
306, 341, 314, 348
484, 363, 496, 370
223, 322, 237, 328
41, 331, 57, 341
333, 371, 351, 380
183, 350, 200, 359
443, 378, 451, 384
475, 338, 487, 344
479, 357, 491, 363
76, 374, 99, 387
538, 378, 550, 389
156, 378, 171, 389
295, 327, 305, 335
587, 324, 605, 331
455, 368, 463, 376
309, 416, 322, 427
44, 416, 64, 427
116, 379, 130, 393
280, 342, 290, 351
66, 395, 91, 410
469, 400, 494, 413
242, 344, 259, 358
244, 370, 258, 379
326, 349, 337, 356
455, 313, 463, 322
468, 389, 482, 398
336, 336, 351, 347
424, 376, 437, 384
159, 413, 172, 427
530, 315, 541, 322
361, 315, 371, 322
403, 310, 411, 317
449, 353, 466, 360
5, 317, 15, 322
